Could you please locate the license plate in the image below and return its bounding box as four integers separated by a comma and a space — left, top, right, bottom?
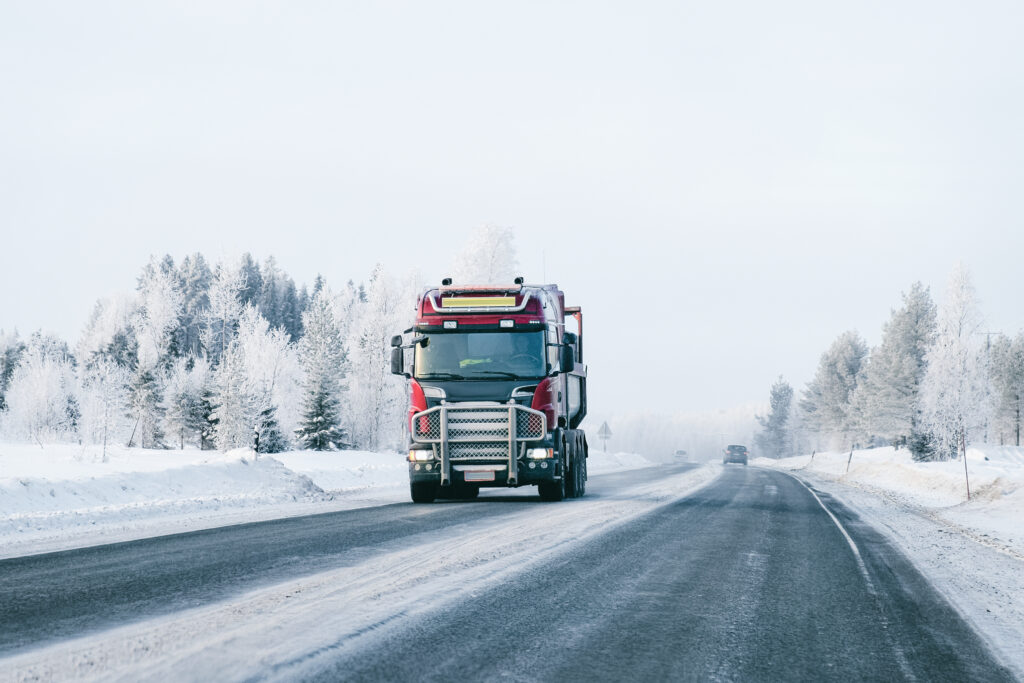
464, 471, 495, 482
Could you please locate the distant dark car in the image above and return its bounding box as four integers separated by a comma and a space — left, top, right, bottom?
723, 444, 749, 465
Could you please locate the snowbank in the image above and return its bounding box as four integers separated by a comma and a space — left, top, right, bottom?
0, 442, 655, 558
754, 445, 1024, 555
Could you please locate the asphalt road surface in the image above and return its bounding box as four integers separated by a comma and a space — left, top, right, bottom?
1, 465, 1015, 681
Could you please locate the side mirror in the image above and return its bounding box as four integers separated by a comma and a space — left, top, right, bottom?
559, 344, 575, 373
390, 335, 403, 348
390, 347, 405, 376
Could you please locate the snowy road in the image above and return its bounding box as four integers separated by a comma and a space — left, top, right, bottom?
0, 465, 1015, 681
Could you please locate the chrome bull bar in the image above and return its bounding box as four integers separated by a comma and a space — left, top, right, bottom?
410, 402, 547, 486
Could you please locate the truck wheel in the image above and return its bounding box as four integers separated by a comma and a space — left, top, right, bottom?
568, 450, 581, 498
578, 442, 587, 497
410, 482, 437, 503
538, 452, 568, 501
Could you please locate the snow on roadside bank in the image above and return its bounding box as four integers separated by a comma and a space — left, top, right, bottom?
0, 442, 656, 558
756, 447, 1024, 676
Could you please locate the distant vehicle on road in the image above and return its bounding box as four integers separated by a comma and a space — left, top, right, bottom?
723, 445, 749, 466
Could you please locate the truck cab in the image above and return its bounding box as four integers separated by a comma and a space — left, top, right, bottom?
391, 279, 588, 502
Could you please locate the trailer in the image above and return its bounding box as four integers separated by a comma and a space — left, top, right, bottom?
391, 278, 588, 502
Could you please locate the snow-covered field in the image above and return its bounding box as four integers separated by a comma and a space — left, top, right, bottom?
756, 446, 1024, 674
0, 442, 658, 559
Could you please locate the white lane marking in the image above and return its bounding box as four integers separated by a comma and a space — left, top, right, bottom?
778, 469, 917, 682
782, 471, 875, 593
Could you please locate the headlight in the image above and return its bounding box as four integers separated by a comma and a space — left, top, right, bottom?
527, 448, 553, 459
408, 450, 434, 461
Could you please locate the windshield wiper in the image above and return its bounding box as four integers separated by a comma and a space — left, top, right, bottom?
417, 372, 465, 380
469, 370, 523, 379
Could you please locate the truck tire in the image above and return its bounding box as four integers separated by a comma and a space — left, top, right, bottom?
410, 482, 437, 503
538, 451, 568, 501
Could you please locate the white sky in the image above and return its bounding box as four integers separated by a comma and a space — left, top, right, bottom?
2, 1, 1023, 415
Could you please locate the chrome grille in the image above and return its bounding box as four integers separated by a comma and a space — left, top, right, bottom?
451, 443, 508, 460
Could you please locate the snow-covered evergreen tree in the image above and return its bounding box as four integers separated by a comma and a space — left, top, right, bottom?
799, 331, 868, 449
0, 329, 26, 412
162, 354, 211, 449
126, 367, 164, 448
76, 293, 139, 368
295, 288, 348, 450
177, 253, 212, 357
202, 262, 244, 367
850, 282, 937, 447
238, 252, 263, 309
989, 333, 1024, 446
449, 225, 520, 284
918, 264, 991, 461
207, 305, 300, 452
208, 340, 256, 451
234, 305, 301, 451
755, 376, 793, 458
2, 334, 79, 444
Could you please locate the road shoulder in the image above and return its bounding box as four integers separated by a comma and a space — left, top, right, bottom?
783, 468, 1024, 679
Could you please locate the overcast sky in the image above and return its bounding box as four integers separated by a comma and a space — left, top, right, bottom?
2, 1, 1023, 416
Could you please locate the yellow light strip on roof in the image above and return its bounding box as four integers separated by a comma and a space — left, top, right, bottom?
441, 296, 516, 308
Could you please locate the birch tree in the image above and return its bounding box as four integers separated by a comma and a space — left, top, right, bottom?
918, 264, 990, 461
449, 225, 520, 284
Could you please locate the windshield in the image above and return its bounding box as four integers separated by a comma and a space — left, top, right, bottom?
414, 331, 547, 380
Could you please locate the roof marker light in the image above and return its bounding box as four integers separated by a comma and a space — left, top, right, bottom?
443, 320, 457, 329
500, 319, 514, 328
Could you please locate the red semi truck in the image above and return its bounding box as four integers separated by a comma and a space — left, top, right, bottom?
390, 278, 588, 502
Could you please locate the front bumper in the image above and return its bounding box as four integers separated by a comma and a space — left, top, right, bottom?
408, 457, 562, 487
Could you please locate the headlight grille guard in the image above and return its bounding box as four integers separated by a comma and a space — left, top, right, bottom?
410, 402, 547, 486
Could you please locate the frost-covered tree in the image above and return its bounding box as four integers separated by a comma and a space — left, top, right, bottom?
0, 329, 26, 411
80, 358, 131, 459
76, 293, 139, 368
918, 264, 990, 461
989, 333, 1024, 446
133, 260, 184, 371
346, 265, 417, 451
207, 306, 300, 452
2, 335, 79, 444
851, 282, 937, 447
238, 252, 264, 309
755, 376, 793, 458
126, 367, 164, 448
281, 278, 304, 341
800, 331, 868, 449
120, 262, 183, 449
162, 354, 211, 449
295, 288, 348, 450
202, 262, 244, 367
208, 341, 256, 451
234, 305, 300, 452
177, 253, 213, 357
449, 225, 520, 284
